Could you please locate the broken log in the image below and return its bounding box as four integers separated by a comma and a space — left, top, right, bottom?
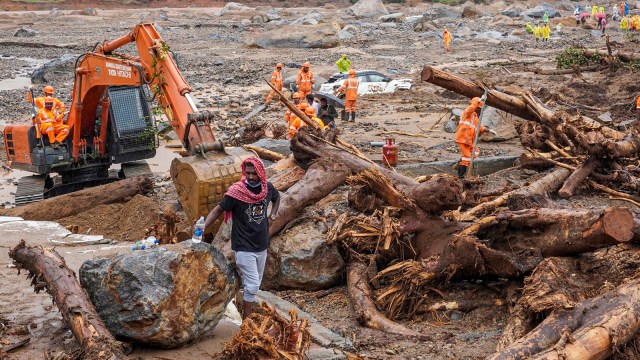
489, 276, 640, 360
418, 299, 505, 314
533, 64, 601, 75
346, 261, 428, 340
583, 48, 640, 62
558, 157, 600, 198
461, 168, 571, 220
270, 165, 305, 192
9, 240, 128, 359
243, 144, 285, 162
269, 158, 350, 236
0, 176, 152, 221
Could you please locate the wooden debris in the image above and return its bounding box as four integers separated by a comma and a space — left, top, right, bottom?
220, 302, 311, 360
9, 240, 128, 360
243, 144, 286, 162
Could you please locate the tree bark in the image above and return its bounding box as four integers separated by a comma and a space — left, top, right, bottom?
270, 164, 305, 192
0, 176, 152, 221
533, 65, 601, 75
489, 277, 640, 360
558, 158, 600, 198
269, 158, 350, 236
242, 144, 285, 162
346, 261, 429, 340
583, 48, 640, 62
9, 240, 128, 360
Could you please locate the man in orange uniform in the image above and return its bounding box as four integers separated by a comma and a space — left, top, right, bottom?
443, 28, 452, 51
296, 62, 315, 99
37, 96, 70, 149
455, 97, 496, 178
636, 95, 640, 124
284, 92, 301, 125
336, 69, 359, 122
265, 63, 283, 105
34, 85, 66, 112
287, 102, 309, 140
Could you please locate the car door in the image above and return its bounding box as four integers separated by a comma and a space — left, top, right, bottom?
361, 73, 388, 94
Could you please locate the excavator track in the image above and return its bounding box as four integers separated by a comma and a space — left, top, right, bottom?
14, 175, 45, 206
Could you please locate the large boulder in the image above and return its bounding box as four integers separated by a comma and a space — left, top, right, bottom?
347, 0, 389, 19
521, 3, 560, 20
79, 243, 239, 348
263, 221, 345, 291
421, 6, 461, 21
13, 28, 35, 37
462, 5, 483, 18
501, 8, 521, 17
31, 54, 77, 84
379, 12, 404, 22
480, 107, 519, 142
290, 11, 324, 25
246, 25, 339, 49
82, 7, 98, 16
220, 2, 254, 15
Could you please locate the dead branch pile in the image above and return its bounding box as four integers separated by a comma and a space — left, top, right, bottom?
219, 302, 310, 360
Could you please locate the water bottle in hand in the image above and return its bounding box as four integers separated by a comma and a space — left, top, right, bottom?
193, 216, 205, 243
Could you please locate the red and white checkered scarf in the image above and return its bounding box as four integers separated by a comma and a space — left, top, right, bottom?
223, 157, 268, 223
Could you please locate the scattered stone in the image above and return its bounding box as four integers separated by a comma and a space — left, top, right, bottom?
291, 11, 324, 26
31, 54, 78, 84
444, 117, 458, 133
378, 22, 397, 29
501, 8, 521, 17
421, 6, 461, 21
462, 5, 482, 18
82, 8, 98, 16
480, 107, 520, 142
597, 111, 613, 123
338, 30, 354, 40
246, 25, 339, 49
264, 10, 281, 22
379, 13, 404, 23
158, 9, 169, 21
13, 28, 36, 37
79, 242, 239, 348
347, 0, 389, 19
521, 3, 560, 20
49, 8, 61, 17
220, 2, 253, 15
403, 15, 423, 24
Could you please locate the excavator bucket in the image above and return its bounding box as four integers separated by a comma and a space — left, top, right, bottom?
170, 147, 255, 236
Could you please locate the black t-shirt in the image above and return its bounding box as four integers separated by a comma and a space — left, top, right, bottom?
219, 182, 279, 252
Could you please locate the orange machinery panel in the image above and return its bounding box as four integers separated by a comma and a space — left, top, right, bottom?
3, 124, 32, 167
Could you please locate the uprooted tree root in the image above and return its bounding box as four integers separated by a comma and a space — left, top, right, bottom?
219, 302, 311, 360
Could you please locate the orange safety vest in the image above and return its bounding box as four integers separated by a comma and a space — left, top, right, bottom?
271, 69, 283, 89
297, 71, 314, 92
339, 78, 359, 101
35, 96, 66, 112
37, 108, 61, 125
636, 96, 640, 109
455, 105, 485, 146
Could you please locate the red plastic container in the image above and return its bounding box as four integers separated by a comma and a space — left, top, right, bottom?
382, 138, 398, 167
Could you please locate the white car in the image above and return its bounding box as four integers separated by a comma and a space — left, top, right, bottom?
318, 70, 412, 95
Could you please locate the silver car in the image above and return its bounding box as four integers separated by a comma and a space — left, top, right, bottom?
318, 70, 412, 95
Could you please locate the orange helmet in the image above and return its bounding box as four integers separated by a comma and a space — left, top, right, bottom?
471, 97, 483, 108
298, 102, 309, 110
44, 96, 54, 107
292, 92, 300, 99
305, 107, 316, 116
44, 85, 54, 95
303, 61, 310, 67
349, 69, 356, 76
276, 63, 283, 69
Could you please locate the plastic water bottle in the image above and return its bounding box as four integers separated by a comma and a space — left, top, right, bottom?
131, 236, 159, 251
192, 216, 205, 243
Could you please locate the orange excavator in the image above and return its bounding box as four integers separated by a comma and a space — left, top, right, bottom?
3, 23, 252, 234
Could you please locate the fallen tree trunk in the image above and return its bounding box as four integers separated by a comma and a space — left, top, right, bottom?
489, 276, 640, 360
242, 144, 285, 162
558, 157, 601, 198
346, 261, 428, 340
533, 65, 602, 75
0, 176, 152, 221
9, 240, 127, 359
583, 48, 640, 62
461, 168, 571, 220
269, 158, 350, 236
270, 164, 305, 192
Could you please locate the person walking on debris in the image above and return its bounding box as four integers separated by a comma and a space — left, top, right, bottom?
542, 23, 551, 41
613, 5, 620, 20
454, 97, 496, 178
37, 96, 70, 149
621, 15, 629, 32
533, 23, 542, 42
203, 157, 280, 320
443, 27, 452, 51
265, 63, 283, 106
319, 98, 338, 130
601, 17, 607, 35
526, 21, 533, 33
591, 4, 598, 18
336, 69, 359, 123
624, 2, 629, 16
543, 12, 549, 25
335, 54, 351, 73
296, 62, 315, 99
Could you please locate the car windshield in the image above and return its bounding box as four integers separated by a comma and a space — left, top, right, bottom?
368, 74, 386, 82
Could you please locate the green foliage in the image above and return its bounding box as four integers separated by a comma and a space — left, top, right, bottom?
624, 60, 640, 72
556, 47, 602, 69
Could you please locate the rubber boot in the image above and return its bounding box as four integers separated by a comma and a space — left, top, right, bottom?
457, 165, 467, 178
351, 112, 356, 122
341, 111, 347, 122
235, 290, 244, 318
242, 301, 255, 320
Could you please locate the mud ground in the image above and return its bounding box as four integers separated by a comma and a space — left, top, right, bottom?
1, 1, 639, 359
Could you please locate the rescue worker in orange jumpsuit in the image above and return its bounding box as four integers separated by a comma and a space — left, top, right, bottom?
304, 106, 326, 130
287, 102, 309, 140
296, 62, 315, 99
34, 85, 66, 112
37, 96, 70, 149
455, 97, 496, 178
636, 95, 640, 124
284, 92, 301, 125
443, 28, 452, 51
336, 69, 359, 122
265, 63, 283, 105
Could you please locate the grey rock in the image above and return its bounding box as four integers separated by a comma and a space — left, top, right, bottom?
403, 15, 423, 24
265, 10, 281, 22
240, 19, 251, 26
480, 107, 519, 141
82, 7, 98, 16
13, 28, 36, 37
158, 9, 169, 21
49, 8, 61, 17
291, 11, 324, 26
214, 59, 225, 66
501, 8, 520, 17
220, 2, 253, 15
263, 221, 345, 291
31, 54, 77, 84
246, 25, 339, 49
251, 14, 266, 24
444, 117, 458, 133
79, 243, 239, 348
379, 12, 404, 22
338, 30, 354, 40
341, 24, 359, 34
521, 3, 560, 20
597, 111, 613, 123
378, 22, 397, 28
421, 7, 461, 21
347, 0, 389, 18
475, 31, 520, 42
250, 138, 291, 156
462, 5, 482, 18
